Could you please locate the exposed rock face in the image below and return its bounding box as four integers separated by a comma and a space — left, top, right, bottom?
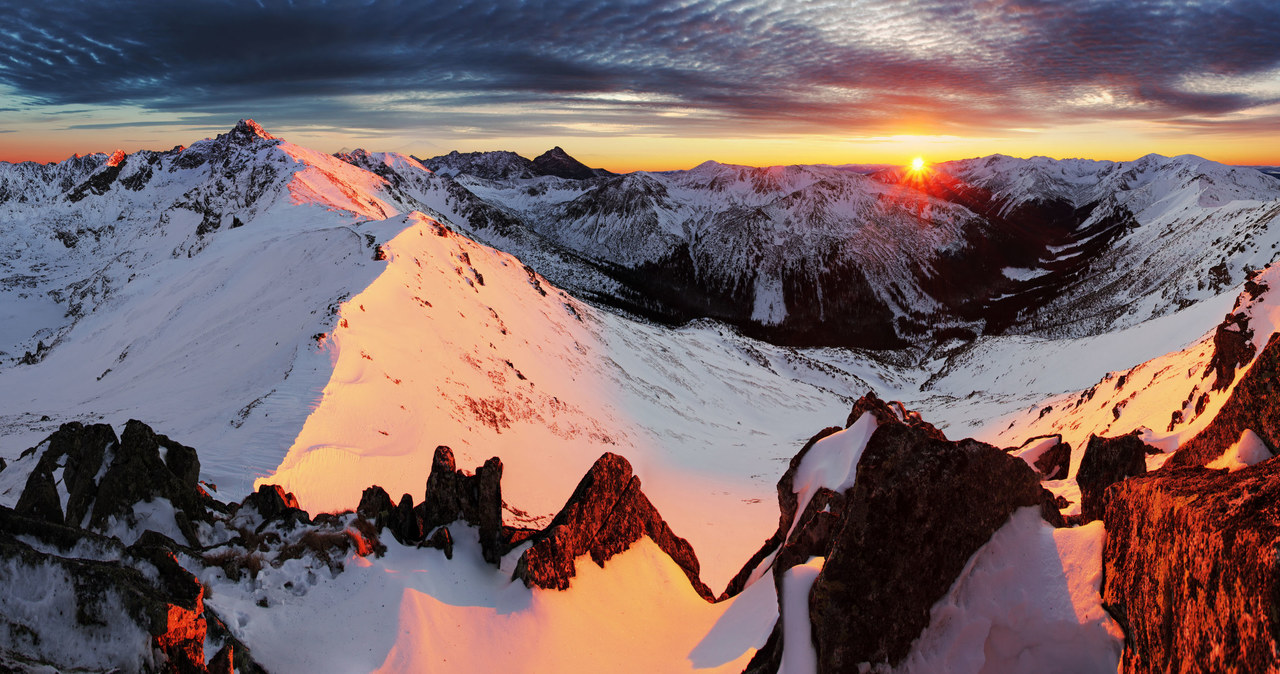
1077, 433, 1155, 522
413, 446, 505, 563
356, 485, 395, 528
1204, 311, 1256, 391
513, 452, 714, 600
1034, 440, 1072, 480
1102, 460, 1280, 672
1170, 332, 1280, 468
91, 420, 209, 544
808, 421, 1063, 671
15, 421, 118, 526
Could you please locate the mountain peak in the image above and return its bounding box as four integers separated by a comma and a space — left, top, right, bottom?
229, 119, 277, 143
531, 146, 597, 180
105, 149, 126, 167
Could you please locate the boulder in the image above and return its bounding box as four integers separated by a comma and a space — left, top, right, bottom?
424, 526, 454, 559
1102, 460, 1280, 672
392, 493, 425, 543
238, 484, 308, 529
807, 421, 1063, 671
1077, 433, 1155, 522
356, 485, 394, 528
1033, 440, 1072, 481
513, 452, 713, 600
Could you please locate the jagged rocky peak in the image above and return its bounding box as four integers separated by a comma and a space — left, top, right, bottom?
513, 451, 715, 600
228, 118, 277, 143
531, 145, 600, 180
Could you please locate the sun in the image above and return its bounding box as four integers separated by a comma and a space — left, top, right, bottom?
910, 157, 925, 172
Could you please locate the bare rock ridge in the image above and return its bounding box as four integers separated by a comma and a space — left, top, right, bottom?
512, 451, 715, 601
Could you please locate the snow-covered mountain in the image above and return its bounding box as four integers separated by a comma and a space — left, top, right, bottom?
2, 121, 1280, 673
370, 148, 1280, 349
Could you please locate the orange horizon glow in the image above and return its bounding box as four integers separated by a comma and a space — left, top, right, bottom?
2, 126, 1278, 172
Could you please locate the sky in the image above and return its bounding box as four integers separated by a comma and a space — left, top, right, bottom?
0, 0, 1278, 171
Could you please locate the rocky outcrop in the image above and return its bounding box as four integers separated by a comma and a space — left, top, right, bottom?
807, 421, 1063, 671
1169, 332, 1280, 468
0, 505, 235, 673
1077, 433, 1157, 522
513, 452, 714, 600
1204, 311, 1256, 391
90, 420, 211, 544
1102, 460, 1280, 672
1034, 439, 1072, 480
738, 393, 1063, 672
14, 421, 118, 526
13, 420, 215, 546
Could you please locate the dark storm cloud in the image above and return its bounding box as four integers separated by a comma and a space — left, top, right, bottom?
0, 0, 1277, 136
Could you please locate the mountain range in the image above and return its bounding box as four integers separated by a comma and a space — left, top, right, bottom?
1, 120, 1279, 672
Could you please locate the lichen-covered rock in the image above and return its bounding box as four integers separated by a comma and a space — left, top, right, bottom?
1102, 460, 1280, 672
1077, 433, 1155, 522
513, 452, 714, 600
808, 421, 1062, 671
1170, 332, 1280, 468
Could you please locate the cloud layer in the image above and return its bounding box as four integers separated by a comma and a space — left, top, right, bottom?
1, 0, 1278, 139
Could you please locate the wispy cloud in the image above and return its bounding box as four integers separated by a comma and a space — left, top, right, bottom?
0, 0, 1276, 139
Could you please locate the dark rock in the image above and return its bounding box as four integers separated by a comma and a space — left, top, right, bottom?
1033, 440, 1072, 481
392, 493, 425, 543
531, 146, 598, 180
1204, 312, 1256, 391
0, 506, 208, 672
238, 484, 308, 530
421, 446, 462, 528
807, 421, 1064, 670
90, 420, 209, 544
513, 452, 714, 600
1169, 332, 1280, 468
15, 422, 118, 527
725, 393, 946, 601
424, 526, 454, 559
417, 446, 505, 562
1102, 461, 1280, 672
1077, 433, 1155, 523
474, 457, 504, 564
357, 485, 395, 529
